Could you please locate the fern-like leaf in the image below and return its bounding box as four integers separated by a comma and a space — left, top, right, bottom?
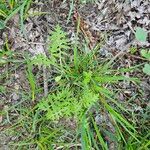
31, 54, 52, 66
49, 25, 69, 54
81, 88, 99, 108
37, 88, 80, 121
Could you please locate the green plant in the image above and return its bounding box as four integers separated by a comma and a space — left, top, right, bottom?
140, 49, 150, 75
0, 37, 12, 63
24, 25, 142, 149
2, 24, 148, 149
0, 48, 13, 64
0, 0, 31, 30
32, 25, 130, 121
26, 57, 36, 101
135, 27, 148, 42
134, 27, 150, 76
129, 46, 137, 54
80, 115, 108, 150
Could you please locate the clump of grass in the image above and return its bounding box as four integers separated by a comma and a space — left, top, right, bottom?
29, 25, 135, 121
1, 24, 149, 149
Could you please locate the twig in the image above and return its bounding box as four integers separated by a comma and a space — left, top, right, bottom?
125, 53, 148, 61
43, 65, 48, 97
123, 17, 135, 34
55, 144, 82, 150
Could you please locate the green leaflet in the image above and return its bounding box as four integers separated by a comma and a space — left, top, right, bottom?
135, 27, 148, 42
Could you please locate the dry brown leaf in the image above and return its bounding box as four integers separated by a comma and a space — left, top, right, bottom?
73, 10, 96, 50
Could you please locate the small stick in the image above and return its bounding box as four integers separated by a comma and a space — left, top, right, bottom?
43, 65, 48, 97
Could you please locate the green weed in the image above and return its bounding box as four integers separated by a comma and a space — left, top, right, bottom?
140, 49, 150, 75
20, 25, 142, 149
135, 27, 150, 76
1, 24, 149, 149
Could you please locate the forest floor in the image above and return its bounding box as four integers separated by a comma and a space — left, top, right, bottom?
0, 0, 150, 150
